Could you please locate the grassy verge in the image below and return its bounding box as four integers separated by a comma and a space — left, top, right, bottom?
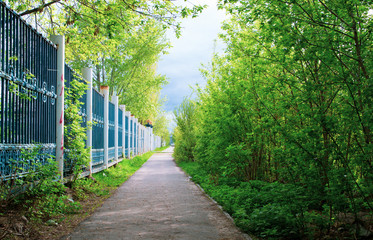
0, 146, 169, 240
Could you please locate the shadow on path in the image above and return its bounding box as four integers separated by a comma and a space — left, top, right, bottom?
62, 147, 250, 240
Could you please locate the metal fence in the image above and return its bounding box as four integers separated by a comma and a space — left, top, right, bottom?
0, 2, 162, 180
0, 2, 57, 179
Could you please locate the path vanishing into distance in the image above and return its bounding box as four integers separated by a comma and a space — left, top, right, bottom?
62, 147, 250, 240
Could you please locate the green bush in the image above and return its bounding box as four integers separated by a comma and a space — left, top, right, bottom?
178, 161, 340, 239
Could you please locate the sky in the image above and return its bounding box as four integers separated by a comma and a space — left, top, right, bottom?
157, 0, 227, 118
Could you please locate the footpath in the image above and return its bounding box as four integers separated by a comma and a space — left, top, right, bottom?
62, 147, 250, 240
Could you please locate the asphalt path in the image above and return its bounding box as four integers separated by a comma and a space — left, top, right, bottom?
62, 147, 250, 240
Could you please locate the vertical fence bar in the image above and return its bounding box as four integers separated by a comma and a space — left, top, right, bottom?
83, 67, 92, 175
50, 35, 64, 180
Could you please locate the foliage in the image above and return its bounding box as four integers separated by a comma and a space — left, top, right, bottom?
174, 0, 373, 238
103, 20, 169, 122
64, 76, 90, 182
152, 111, 171, 145
5, 0, 206, 125
26, 192, 81, 223
178, 161, 371, 239
173, 98, 198, 162
0, 145, 81, 225
0, 145, 58, 206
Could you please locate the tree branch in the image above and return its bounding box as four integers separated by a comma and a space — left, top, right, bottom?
20, 0, 61, 16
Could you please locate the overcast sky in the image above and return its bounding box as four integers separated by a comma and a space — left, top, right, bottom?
157, 0, 227, 116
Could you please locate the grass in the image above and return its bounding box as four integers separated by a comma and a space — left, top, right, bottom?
74, 145, 171, 197
91, 147, 169, 189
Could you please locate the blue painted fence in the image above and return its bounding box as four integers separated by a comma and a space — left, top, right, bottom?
91, 89, 104, 167
0, 2, 162, 181
0, 2, 57, 179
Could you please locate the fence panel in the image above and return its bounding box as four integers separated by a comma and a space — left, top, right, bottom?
130, 117, 133, 154
0, 2, 57, 180
92, 89, 104, 167
125, 115, 129, 156
133, 122, 138, 154
118, 108, 123, 157
63, 65, 88, 174
108, 102, 115, 162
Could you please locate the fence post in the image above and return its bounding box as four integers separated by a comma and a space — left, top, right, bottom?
113, 95, 119, 163
100, 86, 109, 169
51, 35, 65, 180
120, 105, 125, 158
83, 67, 93, 175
